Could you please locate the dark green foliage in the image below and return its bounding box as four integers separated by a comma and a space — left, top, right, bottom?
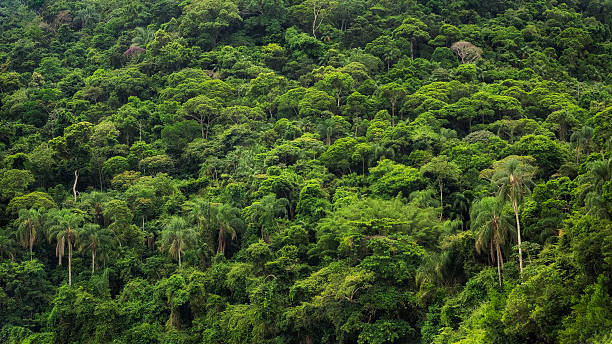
0, 0, 610, 343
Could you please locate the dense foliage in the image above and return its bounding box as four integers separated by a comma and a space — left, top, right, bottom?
1, 0, 611, 343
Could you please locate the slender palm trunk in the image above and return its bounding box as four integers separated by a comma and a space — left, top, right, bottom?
68, 240, 72, 286
512, 199, 523, 274
439, 180, 444, 221
91, 250, 95, 274
217, 226, 225, 255
496, 241, 503, 286
178, 251, 181, 268
410, 40, 414, 59
73, 170, 79, 202
29, 225, 34, 261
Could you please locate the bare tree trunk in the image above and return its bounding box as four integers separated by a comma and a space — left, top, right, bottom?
92, 250, 95, 274
178, 251, 181, 268
312, 5, 319, 39
513, 199, 523, 274
29, 224, 34, 261
439, 180, 444, 221
496, 241, 503, 286
68, 240, 72, 286
73, 170, 78, 202
217, 227, 225, 255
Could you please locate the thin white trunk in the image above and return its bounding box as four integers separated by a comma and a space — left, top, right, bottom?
68, 239, 72, 286
73, 170, 78, 202
513, 199, 523, 274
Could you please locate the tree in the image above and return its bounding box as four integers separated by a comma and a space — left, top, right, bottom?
298, 88, 336, 117
296, 180, 330, 221
244, 194, 288, 242
297, 0, 338, 39
180, 95, 222, 138
578, 157, 612, 218
421, 156, 461, 221
47, 209, 85, 286
6, 191, 57, 217
570, 126, 593, 163
77, 223, 112, 274
509, 134, 569, 179
49, 122, 93, 201
181, 0, 242, 47
393, 17, 430, 59
132, 26, 156, 49
369, 159, 426, 198
16, 208, 45, 260
366, 35, 401, 70
315, 71, 355, 107
490, 158, 535, 274
215, 204, 243, 255
378, 83, 407, 119
159, 217, 196, 268
545, 109, 579, 142
470, 197, 512, 286
248, 72, 288, 118
450, 41, 483, 64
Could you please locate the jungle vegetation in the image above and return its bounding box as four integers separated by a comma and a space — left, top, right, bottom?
0, 0, 611, 343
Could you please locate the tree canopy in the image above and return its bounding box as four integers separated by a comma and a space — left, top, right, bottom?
0, 0, 611, 343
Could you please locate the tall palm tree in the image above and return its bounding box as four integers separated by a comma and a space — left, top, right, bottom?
245, 194, 288, 241
16, 208, 45, 260
580, 157, 612, 218
159, 217, 197, 268
184, 198, 216, 254
80, 191, 109, 226
47, 209, 84, 286
570, 126, 593, 163
471, 197, 513, 286
215, 204, 243, 255
78, 223, 112, 274
449, 191, 472, 228
490, 158, 535, 274
74, 5, 99, 29
132, 26, 156, 49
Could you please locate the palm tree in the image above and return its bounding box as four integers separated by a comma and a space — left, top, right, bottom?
215, 204, 243, 255
570, 126, 593, 163
490, 158, 535, 274
449, 191, 472, 228
420, 156, 461, 221
185, 198, 214, 232
184, 198, 216, 254
159, 217, 197, 268
74, 5, 99, 29
47, 209, 84, 286
80, 191, 108, 226
245, 194, 288, 241
471, 197, 513, 286
580, 157, 612, 218
78, 223, 112, 274
132, 26, 156, 49
16, 208, 45, 260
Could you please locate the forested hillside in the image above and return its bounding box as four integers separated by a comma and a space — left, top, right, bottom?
0, 0, 611, 343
